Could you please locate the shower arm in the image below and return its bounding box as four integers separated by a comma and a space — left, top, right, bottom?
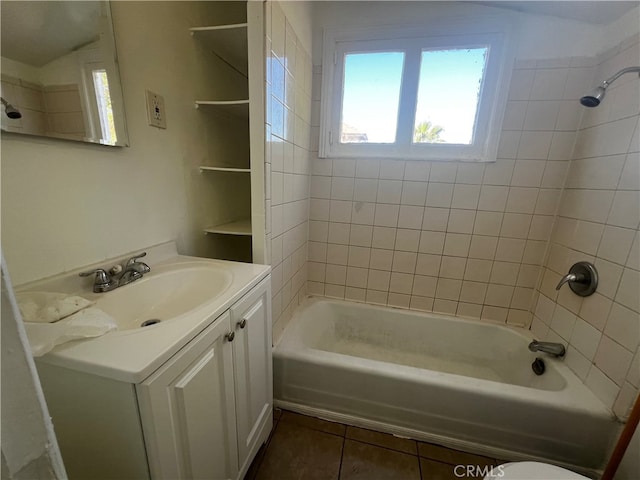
601, 66, 640, 88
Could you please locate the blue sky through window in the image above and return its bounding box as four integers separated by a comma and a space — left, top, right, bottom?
341, 51, 404, 143
339, 47, 487, 145
414, 48, 488, 144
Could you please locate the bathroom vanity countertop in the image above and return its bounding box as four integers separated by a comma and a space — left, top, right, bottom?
28, 248, 270, 384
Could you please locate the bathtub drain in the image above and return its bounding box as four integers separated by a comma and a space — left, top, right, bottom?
532, 357, 545, 375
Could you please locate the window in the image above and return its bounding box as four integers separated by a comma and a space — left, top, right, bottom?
320, 22, 513, 161
92, 69, 117, 144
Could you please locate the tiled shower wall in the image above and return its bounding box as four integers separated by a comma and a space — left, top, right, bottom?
531, 36, 640, 418
307, 57, 593, 327
265, 1, 313, 341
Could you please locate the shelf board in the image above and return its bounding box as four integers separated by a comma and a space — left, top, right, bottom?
190, 23, 248, 76
195, 100, 249, 119
204, 218, 252, 236
200, 166, 250, 173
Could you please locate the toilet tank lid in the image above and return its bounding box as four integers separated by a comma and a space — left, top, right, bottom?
488, 462, 590, 480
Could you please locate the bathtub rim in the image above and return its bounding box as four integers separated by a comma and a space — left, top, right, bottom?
275, 296, 614, 417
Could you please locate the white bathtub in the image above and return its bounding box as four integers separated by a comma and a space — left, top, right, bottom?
273, 298, 619, 473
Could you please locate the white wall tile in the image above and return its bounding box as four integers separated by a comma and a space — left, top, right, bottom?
585, 367, 619, 408
423, 207, 450, 232
616, 268, 640, 313
353, 178, 378, 202
594, 335, 633, 386
605, 303, 640, 352
608, 191, 640, 229
367, 269, 391, 291
401, 181, 428, 206
597, 225, 635, 265
551, 304, 577, 341
416, 254, 441, 277
570, 318, 602, 360
377, 180, 403, 204
578, 293, 612, 331
447, 209, 475, 234
398, 205, 424, 230
517, 131, 553, 159
426, 183, 454, 208
374, 204, 400, 227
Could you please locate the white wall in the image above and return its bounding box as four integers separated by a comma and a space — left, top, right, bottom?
1, 2, 249, 286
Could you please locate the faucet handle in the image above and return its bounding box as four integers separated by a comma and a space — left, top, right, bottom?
80, 268, 111, 283
125, 252, 150, 274
555, 262, 598, 297
79, 268, 115, 292
125, 252, 147, 266
555, 273, 580, 290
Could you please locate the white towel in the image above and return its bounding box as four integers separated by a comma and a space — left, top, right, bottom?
24, 307, 118, 357
16, 291, 94, 323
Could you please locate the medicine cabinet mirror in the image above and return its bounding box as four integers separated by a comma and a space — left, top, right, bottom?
1, 1, 129, 146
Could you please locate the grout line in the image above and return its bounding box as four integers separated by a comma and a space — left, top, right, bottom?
337, 435, 346, 480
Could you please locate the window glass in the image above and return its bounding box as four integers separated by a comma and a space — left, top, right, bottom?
413, 47, 488, 145
92, 69, 117, 144
340, 51, 405, 144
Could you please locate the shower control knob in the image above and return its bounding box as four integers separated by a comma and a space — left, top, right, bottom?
556, 262, 598, 297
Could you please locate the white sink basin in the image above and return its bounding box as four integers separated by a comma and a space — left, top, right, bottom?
95, 264, 233, 330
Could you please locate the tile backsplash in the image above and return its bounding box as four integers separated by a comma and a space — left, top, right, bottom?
305, 29, 639, 419
306, 56, 590, 327
264, 1, 313, 341
531, 36, 639, 419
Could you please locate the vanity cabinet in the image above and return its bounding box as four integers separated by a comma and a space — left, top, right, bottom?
137, 311, 239, 479
37, 276, 272, 480
230, 283, 272, 467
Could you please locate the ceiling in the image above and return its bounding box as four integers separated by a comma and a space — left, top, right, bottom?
473, 1, 639, 25
1, 1, 103, 67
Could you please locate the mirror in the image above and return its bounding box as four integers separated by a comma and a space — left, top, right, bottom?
0, 1, 129, 146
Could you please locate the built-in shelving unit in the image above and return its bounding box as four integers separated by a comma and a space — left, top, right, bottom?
199, 166, 251, 173
204, 218, 252, 236
189, 23, 248, 76
191, 2, 265, 263
194, 100, 249, 118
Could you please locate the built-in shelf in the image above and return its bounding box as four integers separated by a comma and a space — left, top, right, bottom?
204, 218, 252, 236
195, 100, 249, 118
190, 23, 248, 76
200, 166, 250, 173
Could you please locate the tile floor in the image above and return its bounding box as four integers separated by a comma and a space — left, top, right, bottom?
244, 409, 503, 480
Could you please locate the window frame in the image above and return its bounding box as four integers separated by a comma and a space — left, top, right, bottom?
319, 20, 514, 162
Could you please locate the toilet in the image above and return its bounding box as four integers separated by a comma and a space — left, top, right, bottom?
484, 462, 590, 479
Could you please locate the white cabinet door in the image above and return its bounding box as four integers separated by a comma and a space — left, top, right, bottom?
137, 312, 239, 480
231, 277, 273, 469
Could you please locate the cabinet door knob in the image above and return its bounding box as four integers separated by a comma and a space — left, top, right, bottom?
225, 331, 235, 342
237, 318, 247, 329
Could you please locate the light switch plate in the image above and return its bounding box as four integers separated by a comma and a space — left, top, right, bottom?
146, 90, 166, 129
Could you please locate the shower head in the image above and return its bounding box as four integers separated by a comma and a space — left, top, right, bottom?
1, 97, 22, 119
580, 86, 606, 107
580, 66, 640, 108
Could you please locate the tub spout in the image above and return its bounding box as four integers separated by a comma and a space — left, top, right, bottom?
528, 340, 565, 357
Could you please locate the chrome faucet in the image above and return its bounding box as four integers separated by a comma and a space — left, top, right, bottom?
528, 340, 565, 357
80, 252, 151, 293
